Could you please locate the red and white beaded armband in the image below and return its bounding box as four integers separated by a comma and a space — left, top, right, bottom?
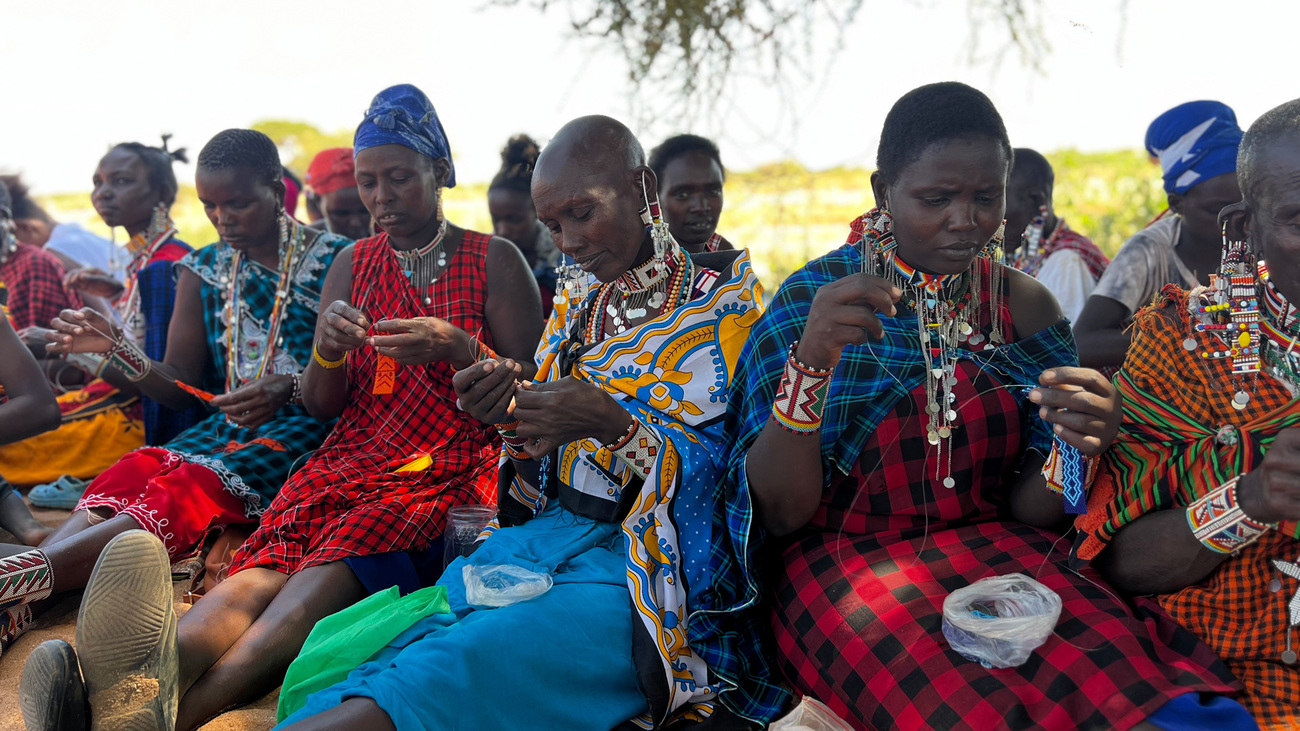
771, 342, 834, 434
1186, 476, 1275, 554
105, 336, 151, 382
604, 417, 662, 479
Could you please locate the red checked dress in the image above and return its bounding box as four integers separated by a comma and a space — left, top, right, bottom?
770, 302, 1239, 731
230, 230, 500, 575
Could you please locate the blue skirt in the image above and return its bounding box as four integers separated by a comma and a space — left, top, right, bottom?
276, 503, 648, 730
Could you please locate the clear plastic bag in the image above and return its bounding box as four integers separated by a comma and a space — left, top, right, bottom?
941, 574, 1062, 669
462, 564, 554, 607
769, 697, 855, 731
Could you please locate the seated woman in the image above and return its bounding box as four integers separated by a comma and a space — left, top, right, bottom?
649, 133, 733, 254
1075, 101, 1243, 370
0, 139, 205, 503
487, 134, 561, 315
1073, 98, 1300, 729
264, 115, 769, 730
705, 83, 1245, 730
0, 178, 82, 337
21, 84, 544, 731
0, 128, 346, 645
0, 299, 62, 655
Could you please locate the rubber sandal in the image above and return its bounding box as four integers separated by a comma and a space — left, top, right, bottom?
28, 475, 91, 510
20, 639, 88, 731
77, 530, 177, 731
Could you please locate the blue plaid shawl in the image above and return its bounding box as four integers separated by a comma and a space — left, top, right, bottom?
689, 242, 1078, 723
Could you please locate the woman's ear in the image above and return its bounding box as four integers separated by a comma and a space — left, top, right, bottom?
869, 171, 888, 211
631, 166, 659, 204
432, 158, 453, 189
271, 179, 287, 210
1167, 192, 1184, 217
1219, 200, 1250, 242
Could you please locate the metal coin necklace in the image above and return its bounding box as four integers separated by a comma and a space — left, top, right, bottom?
394, 219, 449, 306
586, 243, 694, 343
223, 218, 304, 390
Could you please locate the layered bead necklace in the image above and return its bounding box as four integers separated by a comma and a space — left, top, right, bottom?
393, 219, 449, 306
586, 242, 695, 344
222, 217, 304, 390
117, 215, 177, 344
860, 210, 1004, 487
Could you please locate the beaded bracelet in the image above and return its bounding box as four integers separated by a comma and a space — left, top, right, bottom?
1040, 439, 1097, 514
496, 419, 531, 461
472, 338, 500, 364
290, 372, 304, 404
105, 336, 151, 382
1186, 475, 1276, 554
603, 418, 661, 479
771, 342, 834, 434
313, 343, 347, 369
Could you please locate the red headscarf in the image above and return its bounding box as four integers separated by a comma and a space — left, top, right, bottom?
306, 148, 357, 197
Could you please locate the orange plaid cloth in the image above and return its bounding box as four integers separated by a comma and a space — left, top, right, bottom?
1073, 285, 1300, 726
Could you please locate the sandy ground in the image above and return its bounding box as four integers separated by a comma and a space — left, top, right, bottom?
0, 502, 279, 731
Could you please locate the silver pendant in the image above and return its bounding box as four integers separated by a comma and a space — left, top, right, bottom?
648, 291, 666, 308
943, 477, 956, 489
1232, 391, 1251, 411
946, 409, 958, 421
927, 430, 940, 445
1182, 338, 1198, 351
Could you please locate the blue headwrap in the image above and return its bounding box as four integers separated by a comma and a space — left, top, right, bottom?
1145, 100, 1242, 195
354, 84, 456, 188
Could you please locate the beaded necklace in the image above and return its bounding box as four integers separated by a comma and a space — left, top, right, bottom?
223, 218, 304, 390
585, 243, 695, 344
1189, 236, 1260, 410
858, 209, 1004, 488
116, 223, 177, 344
393, 219, 449, 306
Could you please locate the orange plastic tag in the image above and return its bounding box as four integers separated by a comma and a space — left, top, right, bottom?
373, 354, 396, 395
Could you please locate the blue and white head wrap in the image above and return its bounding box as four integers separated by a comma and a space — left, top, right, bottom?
1145, 100, 1242, 195
354, 84, 456, 188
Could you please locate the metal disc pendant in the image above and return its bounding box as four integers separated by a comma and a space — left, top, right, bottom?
937, 426, 951, 438
927, 430, 940, 445
1271, 577, 1283, 593
423, 296, 432, 306
947, 409, 958, 421
943, 477, 956, 488
930, 368, 944, 378
926, 403, 940, 415
1284, 650, 1298, 665
1232, 391, 1250, 410
959, 322, 973, 336
968, 333, 984, 346
553, 294, 565, 305
648, 291, 666, 308
1182, 338, 1198, 351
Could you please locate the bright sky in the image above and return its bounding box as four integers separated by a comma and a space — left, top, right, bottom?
3, 0, 1297, 194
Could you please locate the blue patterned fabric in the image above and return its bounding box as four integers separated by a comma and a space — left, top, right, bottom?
137, 237, 204, 445
354, 84, 456, 187
1145, 100, 1242, 195
691, 241, 1079, 726
163, 228, 348, 515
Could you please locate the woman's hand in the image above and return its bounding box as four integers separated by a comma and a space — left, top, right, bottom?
453, 358, 524, 425
1029, 367, 1120, 457
796, 273, 900, 370
17, 326, 53, 351
44, 308, 121, 355
1238, 428, 1300, 525
209, 374, 295, 429
512, 378, 632, 459
64, 267, 124, 299
315, 300, 370, 361
369, 317, 471, 368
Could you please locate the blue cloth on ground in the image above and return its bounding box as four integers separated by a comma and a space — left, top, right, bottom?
1146, 692, 1260, 731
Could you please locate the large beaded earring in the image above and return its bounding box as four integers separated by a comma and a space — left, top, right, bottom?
640, 171, 671, 262
145, 202, 171, 243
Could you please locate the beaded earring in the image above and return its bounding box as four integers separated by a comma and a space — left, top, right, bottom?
554, 256, 589, 306
145, 202, 171, 243
1190, 223, 1260, 409
640, 172, 672, 262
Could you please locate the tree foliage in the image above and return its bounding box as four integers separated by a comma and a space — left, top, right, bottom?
498, 0, 1049, 120
250, 120, 353, 174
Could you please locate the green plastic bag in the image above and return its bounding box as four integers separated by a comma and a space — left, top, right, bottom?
277, 584, 450, 721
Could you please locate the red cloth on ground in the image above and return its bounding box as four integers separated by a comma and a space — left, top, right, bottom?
228, 230, 500, 576
76, 447, 254, 557
306, 148, 356, 197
